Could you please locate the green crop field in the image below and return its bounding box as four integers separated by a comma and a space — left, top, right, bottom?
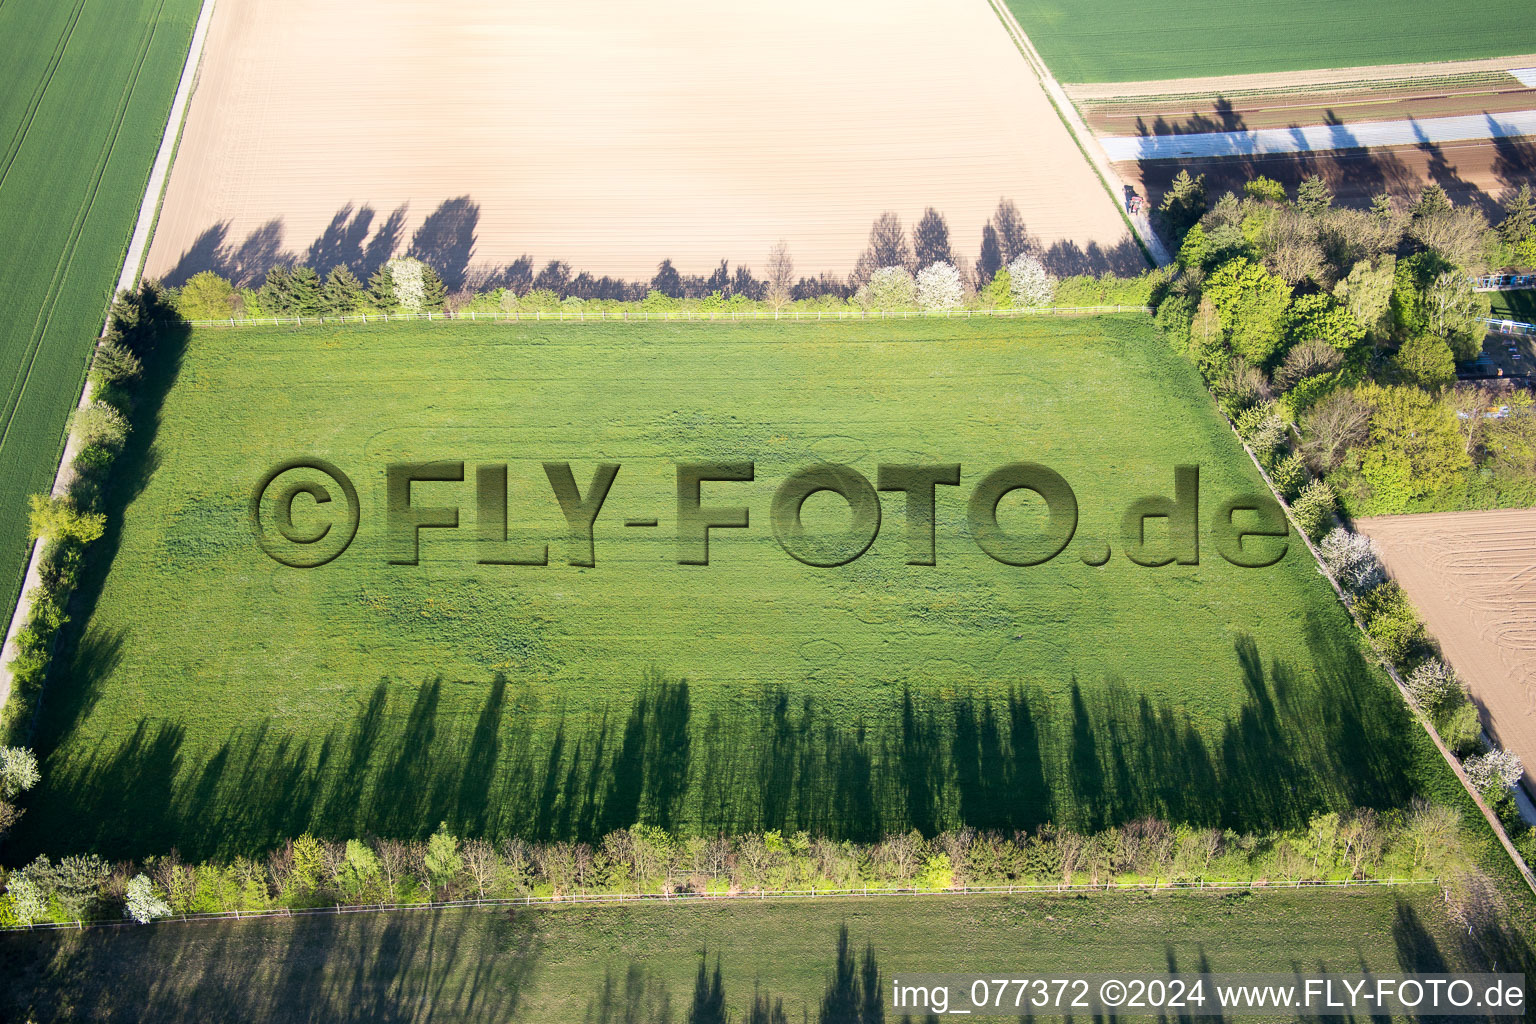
18, 316, 1431, 861
1002, 0, 1536, 83
0, 889, 1506, 1022
0, 0, 201, 612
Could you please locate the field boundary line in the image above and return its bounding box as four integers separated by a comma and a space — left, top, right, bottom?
177, 305, 1153, 329
980, 0, 1170, 267
1222, 411, 1536, 899
0, 877, 1437, 934
0, 0, 217, 714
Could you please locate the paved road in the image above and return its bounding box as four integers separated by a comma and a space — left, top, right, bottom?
1102, 109, 1536, 161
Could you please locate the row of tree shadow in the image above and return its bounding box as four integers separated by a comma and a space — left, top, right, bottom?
17, 617, 1419, 863
1137, 117, 1536, 220
0, 906, 1520, 1022
156, 196, 1146, 300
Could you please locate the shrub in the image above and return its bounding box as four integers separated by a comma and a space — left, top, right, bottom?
857, 266, 917, 311
1289, 479, 1336, 540
27, 495, 105, 544
1270, 451, 1307, 500
71, 402, 130, 450
1008, 253, 1055, 307
1440, 702, 1483, 755
1463, 749, 1523, 799
1355, 581, 1428, 667
1249, 417, 1288, 468
915, 262, 963, 311
1233, 401, 1279, 440
1317, 528, 1386, 593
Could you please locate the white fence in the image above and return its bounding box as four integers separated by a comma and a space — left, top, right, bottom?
2, 876, 1433, 933
1484, 315, 1536, 337
180, 305, 1152, 329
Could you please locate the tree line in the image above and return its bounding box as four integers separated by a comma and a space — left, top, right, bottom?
168, 202, 1156, 322
0, 805, 1473, 928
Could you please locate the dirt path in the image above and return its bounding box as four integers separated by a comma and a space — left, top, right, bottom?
1356, 509, 1536, 796
144, 0, 1133, 286
1067, 54, 1536, 102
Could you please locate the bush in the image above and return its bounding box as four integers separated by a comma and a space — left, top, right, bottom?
71, 402, 130, 450
857, 266, 917, 311
1270, 451, 1307, 499
1440, 702, 1483, 755
1289, 480, 1336, 540
1317, 528, 1386, 593
27, 495, 105, 544
1355, 581, 1428, 667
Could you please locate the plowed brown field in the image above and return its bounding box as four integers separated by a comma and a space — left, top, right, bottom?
143, 0, 1134, 288
1357, 509, 1536, 792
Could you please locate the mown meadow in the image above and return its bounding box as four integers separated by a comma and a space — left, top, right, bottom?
0, 889, 1506, 1022
0, 0, 201, 611
18, 317, 1431, 859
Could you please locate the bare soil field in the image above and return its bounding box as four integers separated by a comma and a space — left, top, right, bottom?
1120, 134, 1536, 219
1083, 80, 1536, 137
143, 0, 1134, 290
1065, 55, 1536, 102
1356, 509, 1536, 791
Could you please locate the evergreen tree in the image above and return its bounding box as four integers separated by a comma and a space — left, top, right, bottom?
1296, 175, 1334, 216
368, 265, 398, 312
1410, 183, 1452, 219
259, 265, 296, 315
288, 266, 323, 316
421, 265, 448, 311
1499, 184, 1536, 250
1157, 170, 1207, 242
322, 266, 363, 315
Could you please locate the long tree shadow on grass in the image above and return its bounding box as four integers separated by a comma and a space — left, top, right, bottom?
0, 905, 538, 1023
26, 301, 191, 756
17, 617, 1423, 863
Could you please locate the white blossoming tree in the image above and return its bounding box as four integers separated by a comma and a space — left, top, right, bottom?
1462, 749, 1523, 799
0, 746, 39, 800
386, 257, 427, 312
1318, 528, 1386, 594
124, 874, 172, 924
915, 262, 963, 311
1405, 659, 1462, 716
1008, 253, 1054, 307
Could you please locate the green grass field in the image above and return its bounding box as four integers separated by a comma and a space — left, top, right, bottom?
0, 0, 201, 612
1489, 290, 1536, 322
0, 889, 1509, 1022
1003, 0, 1536, 82
19, 317, 1430, 860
